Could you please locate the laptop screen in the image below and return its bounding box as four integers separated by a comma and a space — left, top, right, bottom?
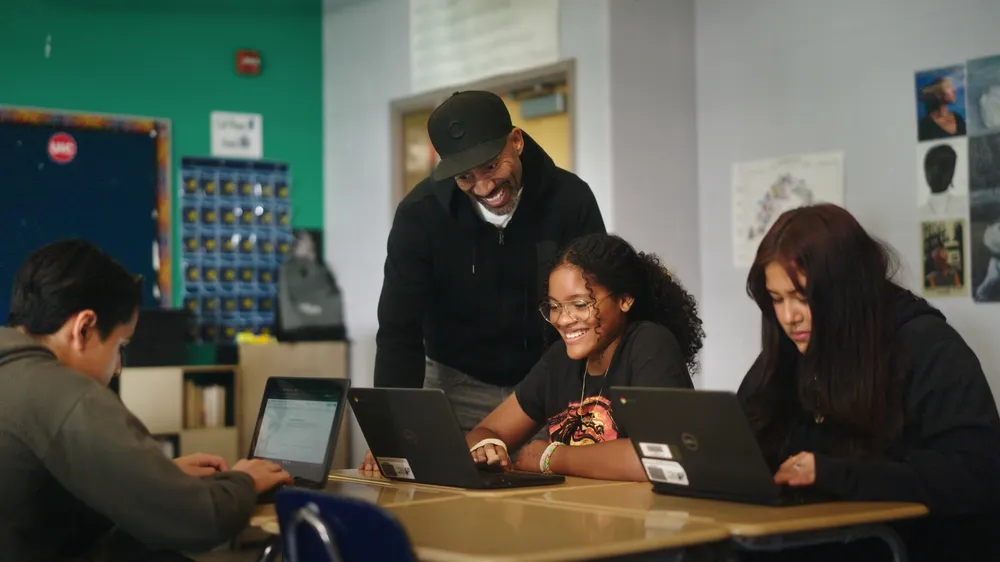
250, 378, 345, 483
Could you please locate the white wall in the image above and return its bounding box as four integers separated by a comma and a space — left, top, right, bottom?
609, 0, 700, 301
323, 0, 615, 464
696, 0, 1000, 400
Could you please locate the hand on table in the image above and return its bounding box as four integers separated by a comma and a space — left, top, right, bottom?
471, 440, 511, 470
174, 453, 228, 477
232, 458, 294, 493
774, 451, 816, 487
360, 449, 380, 473
512, 440, 551, 473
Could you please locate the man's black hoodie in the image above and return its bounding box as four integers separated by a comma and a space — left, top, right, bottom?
739, 287, 1000, 560
374, 133, 606, 388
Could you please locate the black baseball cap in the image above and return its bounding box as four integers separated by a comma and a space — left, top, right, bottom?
428, 91, 514, 181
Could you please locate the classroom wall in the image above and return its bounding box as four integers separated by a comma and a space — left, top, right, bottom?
695, 0, 1000, 401
0, 0, 324, 304
323, 0, 614, 463
609, 0, 700, 304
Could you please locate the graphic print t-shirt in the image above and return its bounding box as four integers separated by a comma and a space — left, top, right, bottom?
514, 321, 693, 446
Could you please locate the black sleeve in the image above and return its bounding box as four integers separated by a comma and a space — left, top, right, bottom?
813, 321, 1000, 516
374, 203, 431, 388
514, 344, 562, 425
42, 386, 257, 552
573, 182, 607, 237
628, 324, 694, 389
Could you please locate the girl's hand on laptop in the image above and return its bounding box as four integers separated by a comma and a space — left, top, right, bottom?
774, 452, 815, 486
471, 440, 511, 469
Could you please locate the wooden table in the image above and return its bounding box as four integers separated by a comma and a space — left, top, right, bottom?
250, 478, 730, 562
250, 474, 928, 561
518, 482, 928, 561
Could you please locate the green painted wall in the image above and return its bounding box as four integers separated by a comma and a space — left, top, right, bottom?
0, 0, 324, 305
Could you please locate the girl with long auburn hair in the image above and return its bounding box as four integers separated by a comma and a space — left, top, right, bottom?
739, 203, 1000, 561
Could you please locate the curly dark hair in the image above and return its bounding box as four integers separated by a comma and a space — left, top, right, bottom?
543, 233, 705, 372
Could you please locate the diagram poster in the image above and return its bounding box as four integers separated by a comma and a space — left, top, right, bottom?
920, 219, 968, 298
730, 150, 845, 268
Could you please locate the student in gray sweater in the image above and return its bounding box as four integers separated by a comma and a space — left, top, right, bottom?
0, 239, 292, 561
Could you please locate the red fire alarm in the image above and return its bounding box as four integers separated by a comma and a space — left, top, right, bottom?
235, 49, 262, 76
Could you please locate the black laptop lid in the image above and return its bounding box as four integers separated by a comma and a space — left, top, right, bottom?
611, 387, 780, 500
347, 388, 483, 488
248, 377, 349, 484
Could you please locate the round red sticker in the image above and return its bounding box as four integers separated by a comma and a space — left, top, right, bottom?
48, 132, 77, 164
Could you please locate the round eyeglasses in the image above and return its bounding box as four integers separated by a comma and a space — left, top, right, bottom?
538, 294, 612, 324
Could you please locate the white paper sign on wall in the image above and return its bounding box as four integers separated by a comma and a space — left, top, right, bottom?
409, 0, 560, 94
210, 111, 263, 159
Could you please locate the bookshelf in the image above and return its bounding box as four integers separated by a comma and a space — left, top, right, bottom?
119, 365, 240, 467
118, 341, 351, 472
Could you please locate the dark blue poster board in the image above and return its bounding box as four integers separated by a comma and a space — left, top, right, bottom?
0, 116, 166, 323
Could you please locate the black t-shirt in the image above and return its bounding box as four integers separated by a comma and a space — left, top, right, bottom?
514, 321, 693, 445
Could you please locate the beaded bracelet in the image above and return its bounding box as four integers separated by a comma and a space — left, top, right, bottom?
539, 441, 565, 474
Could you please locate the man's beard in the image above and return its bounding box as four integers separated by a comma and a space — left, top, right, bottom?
477, 181, 521, 216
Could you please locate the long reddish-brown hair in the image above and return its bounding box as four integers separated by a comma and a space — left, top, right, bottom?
743, 204, 902, 458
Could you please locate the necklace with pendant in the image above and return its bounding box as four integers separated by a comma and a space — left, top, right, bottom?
813, 373, 824, 424
578, 358, 610, 417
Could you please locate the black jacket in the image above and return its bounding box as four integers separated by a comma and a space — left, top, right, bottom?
374, 133, 606, 388
739, 288, 1000, 561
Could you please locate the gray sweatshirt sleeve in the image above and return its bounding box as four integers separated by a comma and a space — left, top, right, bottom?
40, 385, 257, 552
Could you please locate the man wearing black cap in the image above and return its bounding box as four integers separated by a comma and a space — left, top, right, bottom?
374, 91, 606, 432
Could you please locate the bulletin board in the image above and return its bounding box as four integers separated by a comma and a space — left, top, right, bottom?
0, 106, 172, 322
178, 157, 293, 343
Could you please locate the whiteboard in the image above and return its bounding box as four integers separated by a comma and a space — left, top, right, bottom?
410, 0, 560, 94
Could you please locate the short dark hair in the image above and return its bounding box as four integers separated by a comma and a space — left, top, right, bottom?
8, 239, 143, 339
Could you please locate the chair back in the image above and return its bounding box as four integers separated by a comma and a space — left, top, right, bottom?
275, 487, 416, 562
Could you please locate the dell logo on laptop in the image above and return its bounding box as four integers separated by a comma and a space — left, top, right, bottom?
681, 433, 699, 451
403, 429, 419, 445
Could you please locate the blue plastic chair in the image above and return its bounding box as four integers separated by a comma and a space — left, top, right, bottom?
273, 487, 417, 562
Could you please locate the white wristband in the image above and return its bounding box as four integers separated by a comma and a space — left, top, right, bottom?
470, 438, 508, 453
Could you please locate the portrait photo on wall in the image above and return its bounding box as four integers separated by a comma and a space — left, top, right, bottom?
917, 137, 968, 219
966, 54, 1000, 137
915, 64, 967, 142
920, 219, 967, 298
968, 132, 1000, 302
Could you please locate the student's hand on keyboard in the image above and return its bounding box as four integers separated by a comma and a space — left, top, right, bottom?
233, 458, 294, 493
470, 440, 511, 470
174, 453, 229, 477
774, 451, 816, 487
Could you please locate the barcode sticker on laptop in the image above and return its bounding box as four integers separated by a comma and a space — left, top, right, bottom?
642, 458, 690, 486
376, 457, 415, 480
639, 442, 673, 459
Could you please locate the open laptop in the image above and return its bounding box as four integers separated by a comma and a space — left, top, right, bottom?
611, 387, 827, 506
248, 376, 350, 503
348, 387, 565, 490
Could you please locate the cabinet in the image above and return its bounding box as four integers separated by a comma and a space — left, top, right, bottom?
119, 365, 240, 467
